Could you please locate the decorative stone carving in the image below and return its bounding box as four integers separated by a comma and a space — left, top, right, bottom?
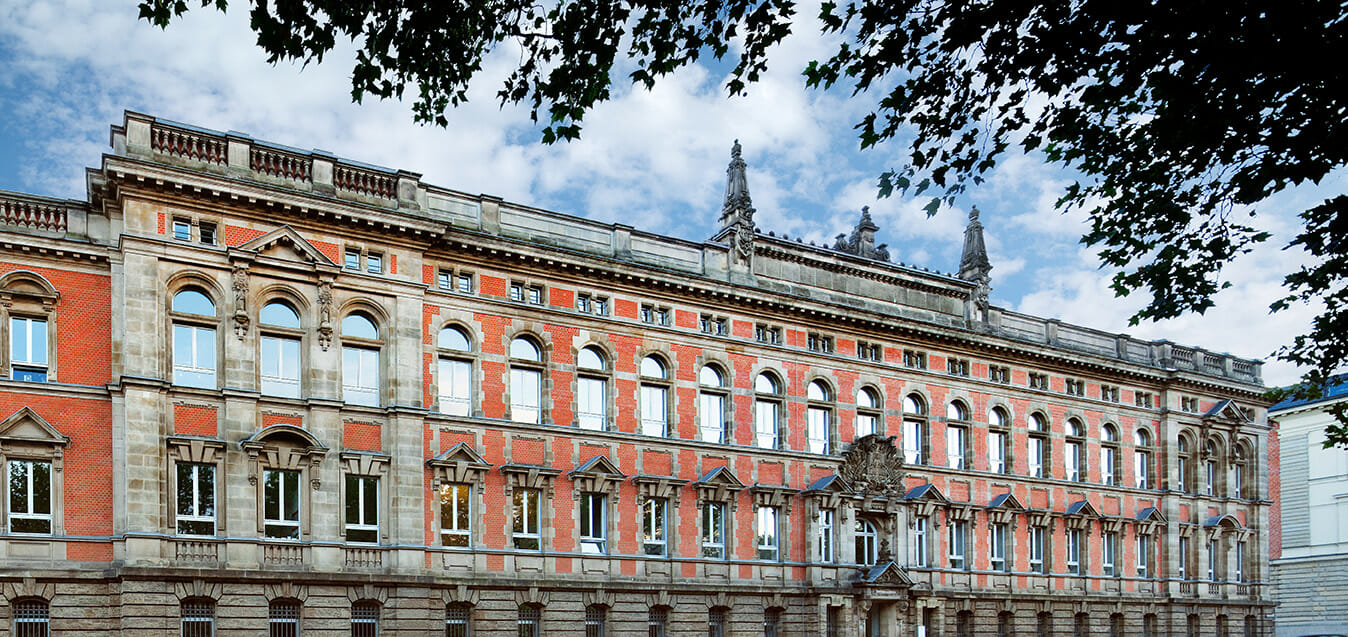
839, 434, 905, 496
316, 278, 334, 350
958, 207, 993, 320
231, 265, 250, 339
719, 140, 756, 266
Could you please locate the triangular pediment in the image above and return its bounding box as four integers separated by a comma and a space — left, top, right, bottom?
1064, 499, 1101, 518
903, 483, 949, 504
235, 225, 336, 266
805, 474, 854, 494
1136, 507, 1168, 524
430, 442, 490, 467
695, 466, 745, 489
572, 454, 625, 476
858, 561, 913, 586
0, 407, 69, 447
987, 493, 1025, 511
1203, 399, 1253, 425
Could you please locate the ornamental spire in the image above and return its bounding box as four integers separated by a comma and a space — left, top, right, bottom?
958, 207, 993, 318
718, 140, 755, 265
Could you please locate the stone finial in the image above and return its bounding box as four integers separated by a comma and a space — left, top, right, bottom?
717, 140, 756, 265
958, 206, 993, 318
840, 205, 884, 259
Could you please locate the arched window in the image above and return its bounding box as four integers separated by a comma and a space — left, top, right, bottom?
1028, 412, 1049, 478
181, 598, 215, 637
855, 387, 882, 439
517, 605, 541, 637
1101, 424, 1121, 485
1134, 429, 1154, 489
902, 394, 928, 464
988, 407, 1011, 474
351, 600, 380, 637
341, 312, 381, 406
754, 372, 782, 449
1233, 441, 1253, 499
855, 518, 878, 566
1178, 433, 1194, 492
438, 326, 475, 417
699, 365, 729, 443
259, 300, 302, 398
1065, 418, 1086, 482
585, 605, 607, 637
172, 288, 218, 389
945, 400, 969, 469
1205, 439, 1223, 496
445, 604, 472, 637
640, 355, 671, 437
510, 336, 544, 424
269, 598, 301, 637
13, 598, 49, 637
806, 380, 834, 454
1, 272, 59, 383
576, 346, 608, 430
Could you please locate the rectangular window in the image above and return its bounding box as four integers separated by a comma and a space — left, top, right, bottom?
946, 358, 970, 376
701, 501, 726, 558
173, 218, 192, 241
1066, 529, 1081, 574
1065, 442, 1081, 482
263, 468, 301, 539
1233, 463, 1244, 498
856, 341, 881, 361
903, 420, 925, 465
642, 497, 667, 556
518, 607, 540, 637
342, 346, 381, 406
913, 517, 928, 567
580, 493, 607, 554
1103, 531, 1117, 576
175, 462, 216, 535
1137, 534, 1150, 578
1029, 526, 1045, 573
1178, 536, 1189, 580
9, 316, 48, 382
509, 282, 524, 302
808, 333, 834, 353
756, 506, 779, 560
989, 365, 1010, 383
640, 304, 655, 323
903, 349, 927, 369
181, 600, 215, 637
365, 252, 383, 274
438, 270, 452, 290
764, 609, 781, 637
260, 335, 301, 398
577, 376, 606, 430
576, 294, 591, 313
1236, 541, 1245, 582
826, 607, 841, 637
1135, 450, 1151, 489
699, 391, 726, 443
7, 459, 52, 534
855, 411, 877, 439
1029, 373, 1048, 390
807, 406, 831, 454
1065, 379, 1085, 396
1028, 437, 1045, 478
512, 488, 541, 550
948, 520, 967, 569
699, 314, 727, 335
649, 609, 668, 637
818, 509, 835, 562
754, 324, 781, 344
1206, 460, 1216, 495
990, 523, 1007, 572
173, 323, 217, 388
457, 273, 473, 294
198, 222, 217, 245
345, 248, 361, 270
640, 384, 668, 437
586, 606, 606, 637
446, 605, 470, 637
947, 425, 966, 469
352, 604, 379, 637
1102, 446, 1118, 485
345, 474, 379, 543
989, 431, 1007, 473
438, 358, 472, 417
1136, 391, 1154, 408
528, 285, 543, 305
510, 367, 542, 424
708, 609, 726, 637
440, 483, 472, 547
754, 399, 778, 449
1102, 385, 1120, 402
270, 602, 299, 637
1208, 541, 1217, 581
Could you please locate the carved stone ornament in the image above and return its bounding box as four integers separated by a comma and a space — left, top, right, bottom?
838, 434, 906, 496
316, 279, 334, 350
231, 265, 250, 339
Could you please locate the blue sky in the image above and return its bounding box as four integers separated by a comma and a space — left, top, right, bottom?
0, 0, 1329, 387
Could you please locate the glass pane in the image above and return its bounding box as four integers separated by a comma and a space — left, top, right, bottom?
177, 463, 195, 516
283, 471, 300, 521
511, 338, 540, 361
260, 302, 300, 328
173, 325, 194, 367
199, 465, 215, 517
346, 475, 360, 525
10, 318, 26, 362
700, 366, 723, 387
578, 347, 604, 370
362, 477, 378, 525
264, 471, 281, 520
261, 336, 280, 377
173, 289, 215, 315
455, 486, 471, 531
29, 462, 48, 514
342, 314, 378, 339
641, 356, 666, 379
195, 328, 215, 367
808, 381, 829, 401
280, 338, 300, 379
755, 373, 778, 394
439, 327, 471, 351
9, 461, 27, 513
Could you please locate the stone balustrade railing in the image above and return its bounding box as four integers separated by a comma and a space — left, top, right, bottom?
251, 145, 312, 183
334, 164, 397, 200
152, 122, 227, 165
263, 542, 306, 566
344, 546, 387, 568
1, 195, 67, 233
174, 539, 220, 563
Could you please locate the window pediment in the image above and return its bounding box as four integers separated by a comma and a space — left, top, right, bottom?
0, 407, 70, 455
500, 463, 561, 498
427, 443, 492, 486
903, 483, 949, 518
568, 455, 627, 499
241, 424, 328, 487
632, 474, 688, 507
985, 493, 1024, 525
803, 474, 853, 511
694, 466, 744, 505
340, 450, 391, 476
750, 483, 796, 514
166, 435, 228, 464
231, 226, 337, 268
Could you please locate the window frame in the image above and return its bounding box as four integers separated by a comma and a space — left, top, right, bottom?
698, 365, 729, 443
579, 491, 608, 554
902, 394, 929, 465
170, 288, 220, 390
1028, 525, 1046, 573
175, 461, 217, 536
1028, 413, 1049, 478
948, 519, 967, 570
180, 598, 216, 637
585, 605, 607, 637
340, 312, 383, 407
755, 505, 780, 561
13, 598, 50, 637
855, 518, 878, 566
817, 508, 835, 563
268, 599, 302, 637
642, 496, 668, 556
1065, 528, 1082, 575
509, 336, 545, 424
263, 468, 303, 540
439, 482, 473, 547
8, 316, 49, 382
701, 500, 727, 559
1102, 530, 1118, 576
517, 606, 541, 637
436, 325, 476, 417
512, 487, 543, 550
445, 604, 472, 637
1065, 418, 1086, 482
1134, 429, 1154, 489
1101, 424, 1121, 486
344, 473, 380, 544
806, 379, 834, 454
855, 387, 882, 439
7, 458, 53, 535
912, 516, 928, 567
753, 372, 783, 449
639, 355, 671, 437
989, 523, 1008, 572
351, 600, 380, 637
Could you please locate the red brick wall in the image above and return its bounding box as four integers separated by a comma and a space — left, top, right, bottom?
173, 404, 217, 437
1269, 417, 1281, 559
343, 422, 382, 451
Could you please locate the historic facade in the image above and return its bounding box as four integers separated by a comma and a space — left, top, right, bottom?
0, 111, 1274, 635
1270, 378, 1348, 637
